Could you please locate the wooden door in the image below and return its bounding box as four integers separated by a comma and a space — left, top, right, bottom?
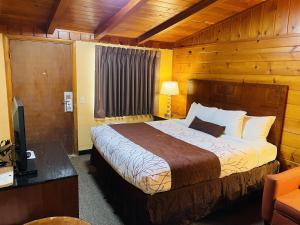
9, 40, 75, 154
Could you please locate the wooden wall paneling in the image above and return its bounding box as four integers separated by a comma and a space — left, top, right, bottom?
285, 104, 300, 121
177, 36, 300, 54
261, 0, 276, 38
204, 27, 215, 44
288, 0, 300, 34
249, 3, 264, 40
239, 9, 251, 40
213, 23, 221, 42
230, 15, 241, 41
279, 145, 300, 169
287, 90, 300, 105
274, 0, 290, 36
284, 118, 300, 134
173, 61, 300, 76
216, 20, 231, 42
282, 132, 300, 151
172, 0, 300, 168
174, 49, 300, 64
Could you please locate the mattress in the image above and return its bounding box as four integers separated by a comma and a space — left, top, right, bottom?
91, 119, 277, 195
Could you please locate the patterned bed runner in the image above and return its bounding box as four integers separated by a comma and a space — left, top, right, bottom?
110, 123, 221, 190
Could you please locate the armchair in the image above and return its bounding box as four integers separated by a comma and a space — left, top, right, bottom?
262, 166, 300, 225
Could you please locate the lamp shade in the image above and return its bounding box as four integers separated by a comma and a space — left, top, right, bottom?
160, 81, 179, 96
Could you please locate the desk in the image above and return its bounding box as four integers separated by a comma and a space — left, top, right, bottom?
0, 142, 78, 225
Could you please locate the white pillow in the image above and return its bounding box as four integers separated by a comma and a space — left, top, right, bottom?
195, 104, 218, 122
184, 102, 199, 126
211, 109, 246, 138
184, 103, 218, 126
242, 116, 276, 141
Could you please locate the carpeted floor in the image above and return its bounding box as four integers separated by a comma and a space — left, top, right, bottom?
70, 154, 264, 225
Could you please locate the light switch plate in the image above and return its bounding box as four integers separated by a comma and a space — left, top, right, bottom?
79, 96, 85, 104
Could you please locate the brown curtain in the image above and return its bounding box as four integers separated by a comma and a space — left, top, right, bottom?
94, 46, 161, 118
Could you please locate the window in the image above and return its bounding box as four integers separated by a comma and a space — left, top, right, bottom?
94, 46, 160, 118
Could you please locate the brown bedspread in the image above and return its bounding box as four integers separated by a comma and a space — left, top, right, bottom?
109, 123, 221, 190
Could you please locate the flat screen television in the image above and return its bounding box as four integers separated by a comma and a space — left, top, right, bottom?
12, 96, 27, 171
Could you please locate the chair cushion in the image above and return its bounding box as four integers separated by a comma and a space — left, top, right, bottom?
275, 189, 300, 223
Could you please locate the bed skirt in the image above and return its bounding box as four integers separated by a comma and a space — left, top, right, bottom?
90, 146, 279, 225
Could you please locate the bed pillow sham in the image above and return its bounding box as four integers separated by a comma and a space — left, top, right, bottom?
184, 103, 218, 126
196, 104, 218, 122
184, 102, 199, 126
242, 116, 276, 141
210, 109, 247, 138
189, 117, 225, 138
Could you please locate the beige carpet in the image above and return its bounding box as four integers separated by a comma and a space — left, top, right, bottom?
70, 154, 264, 225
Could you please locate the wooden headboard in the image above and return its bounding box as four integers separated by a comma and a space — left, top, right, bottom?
186, 79, 288, 148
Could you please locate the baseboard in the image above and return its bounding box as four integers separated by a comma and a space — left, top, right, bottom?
78, 149, 91, 155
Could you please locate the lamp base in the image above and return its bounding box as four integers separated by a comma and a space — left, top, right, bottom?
164, 112, 171, 119
165, 95, 172, 119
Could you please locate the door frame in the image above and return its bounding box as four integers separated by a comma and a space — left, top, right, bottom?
3, 35, 79, 154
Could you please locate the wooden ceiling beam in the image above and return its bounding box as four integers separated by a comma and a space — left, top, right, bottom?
100, 35, 174, 49
94, 0, 147, 40
137, 0, 219, 44
47, 0, 72, 34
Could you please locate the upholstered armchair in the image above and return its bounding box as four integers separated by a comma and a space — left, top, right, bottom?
262, 166, 300, 225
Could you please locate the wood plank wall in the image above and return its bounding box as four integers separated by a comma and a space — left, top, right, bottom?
172, 0, 300, 168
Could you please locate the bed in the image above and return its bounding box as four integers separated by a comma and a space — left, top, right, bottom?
90, 80, 288, 225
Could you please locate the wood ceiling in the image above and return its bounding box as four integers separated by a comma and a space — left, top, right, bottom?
0, 0, 266, 45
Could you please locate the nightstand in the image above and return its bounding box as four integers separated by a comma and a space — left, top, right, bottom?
152, 114, 185, 121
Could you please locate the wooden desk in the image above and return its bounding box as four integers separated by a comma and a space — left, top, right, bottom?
0, 142, 78, 225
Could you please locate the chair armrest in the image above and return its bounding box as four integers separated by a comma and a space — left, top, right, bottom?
262, 166, 300, 223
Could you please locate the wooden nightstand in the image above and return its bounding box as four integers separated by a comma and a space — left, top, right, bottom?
152, 114, 185, 121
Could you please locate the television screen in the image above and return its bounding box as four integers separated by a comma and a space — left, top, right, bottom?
12, 96, 27, 171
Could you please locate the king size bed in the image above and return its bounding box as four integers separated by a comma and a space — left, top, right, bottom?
90, 80, 288, 225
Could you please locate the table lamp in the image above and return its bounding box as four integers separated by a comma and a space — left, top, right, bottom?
160, 81, 179, 118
